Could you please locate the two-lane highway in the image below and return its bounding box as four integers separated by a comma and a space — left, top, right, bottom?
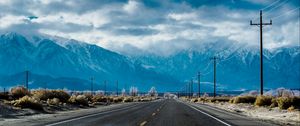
44, 99, 276, 126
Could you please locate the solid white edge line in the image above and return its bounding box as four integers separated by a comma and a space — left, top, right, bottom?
179, 100, 232, 126
45, 104, 140, 126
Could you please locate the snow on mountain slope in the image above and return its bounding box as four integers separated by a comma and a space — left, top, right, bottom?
131, 42, 300, 91
0, 32, 179, 91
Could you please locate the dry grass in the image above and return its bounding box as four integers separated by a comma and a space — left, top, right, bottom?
92, 95, 108, 102
68, 95, 88, 106
83, 93, 93, 102
230, 96, 256, 104
123, 97, 133, 102
10, 86, 30, 99
32, 90, 70, 103
255, 96, 272, 106
11, 96, 43, 110
47, 98, 60, 105
270, 97, 278, 108
277, 97, 300, 109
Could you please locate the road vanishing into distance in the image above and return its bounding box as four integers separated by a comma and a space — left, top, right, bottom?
41, 99, 276, 126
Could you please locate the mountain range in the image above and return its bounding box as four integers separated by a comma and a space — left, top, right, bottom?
0, 32, 299, 92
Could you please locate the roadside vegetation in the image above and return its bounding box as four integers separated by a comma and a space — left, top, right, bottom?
0, 86, 159, 112
182, 89, 300, 110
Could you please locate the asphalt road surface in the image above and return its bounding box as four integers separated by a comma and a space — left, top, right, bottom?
44, 99, 276, 126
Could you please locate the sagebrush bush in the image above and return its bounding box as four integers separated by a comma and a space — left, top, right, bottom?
277, 97, 293, 109
84, 93, 93, 102
190, 98, 198, 102
10, 86, 30, 99
232, 96, 256, 104
270, 98, 278, 108
255, 96, 272, 106
113, 97, 123, 103
68, 95, 88, 106
47, 98, 60, 105
123, 97, 133, 102
12, 96, 43, 110
210, 97, 230, 103
92, 95, 107, 102
32, 90, 70, 103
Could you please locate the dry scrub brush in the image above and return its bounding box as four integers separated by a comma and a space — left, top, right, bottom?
229, 96, 256, 104
255, 96, 272, 106
32, 90, 70, 103
11, 96, 43, 110
68, 95, 88, 106
10, 86, 30, 99
276, 97, 300, 109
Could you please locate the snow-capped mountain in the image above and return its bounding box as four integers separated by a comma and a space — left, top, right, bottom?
0, 32, 178, 91
0, 32, 299, 92
131, 41, 300, 91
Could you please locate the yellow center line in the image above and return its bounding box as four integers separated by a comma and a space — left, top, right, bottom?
140, 121, 147, 126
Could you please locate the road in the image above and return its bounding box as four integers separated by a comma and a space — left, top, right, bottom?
42, 99, 276, 126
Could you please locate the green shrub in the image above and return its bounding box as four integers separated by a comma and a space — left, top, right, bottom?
12, 96, 43, 110
10, 86, 30, 99
255, 96, 272, 106
232, 96, 256, 104
32, 90, 70, 103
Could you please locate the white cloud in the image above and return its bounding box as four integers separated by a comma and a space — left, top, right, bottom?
0, 15, 26, 28
123, 0, 140, 14
167, 12, 198, 21
0, 0, 298, 55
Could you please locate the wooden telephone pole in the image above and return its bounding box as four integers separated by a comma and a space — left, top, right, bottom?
210, 56, 219, 97
90, 77, 94, 95
250, 10, 272, 95
25, 70, 29, 90
197, 72, 201, 97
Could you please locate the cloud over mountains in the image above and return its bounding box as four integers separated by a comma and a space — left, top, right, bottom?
0, 0, 299, 56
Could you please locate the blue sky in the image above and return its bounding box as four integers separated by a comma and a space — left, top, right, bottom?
0, 0, 299, 55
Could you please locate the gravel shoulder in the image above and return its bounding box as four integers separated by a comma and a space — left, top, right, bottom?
189, 101, 300, 126
0, 102, 138, 126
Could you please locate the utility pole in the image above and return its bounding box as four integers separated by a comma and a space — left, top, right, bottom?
210, 56, 219, 97
25, 70, 29, 90
104, 80, 107, 96
44, 82, 47, 91
186, 83, 188, 98
116, 81, 118, 96
90, 77, 94, 95
250, 10, 272, 96
190, 79, 193, 98
197, 71, 201, 97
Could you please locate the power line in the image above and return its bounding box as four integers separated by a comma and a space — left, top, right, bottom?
263, 0, 290, 17
252, 0, 284, 22
261, 0, 282, 11
271, 7, 300, 20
